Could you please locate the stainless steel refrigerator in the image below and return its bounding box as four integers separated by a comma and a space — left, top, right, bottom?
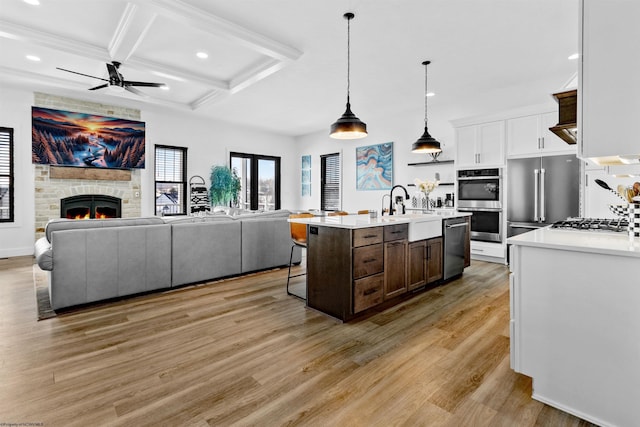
507, 154, 580, 237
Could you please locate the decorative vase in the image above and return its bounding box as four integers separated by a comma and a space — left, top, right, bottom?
421, 192, 430, 211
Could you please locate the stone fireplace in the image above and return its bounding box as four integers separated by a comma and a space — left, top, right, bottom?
33, 92, 143, 240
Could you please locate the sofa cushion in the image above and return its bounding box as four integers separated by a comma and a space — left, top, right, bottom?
45, 217, 164, 242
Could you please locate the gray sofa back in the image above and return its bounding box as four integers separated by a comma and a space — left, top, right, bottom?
49, 223, 172, 310
45, 217, 165, 242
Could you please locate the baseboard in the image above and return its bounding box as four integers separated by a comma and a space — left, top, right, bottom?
531, 392, 613, 427
0, 246, 34, 259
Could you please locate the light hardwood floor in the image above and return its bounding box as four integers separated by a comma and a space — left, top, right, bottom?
0, 256, 595, 427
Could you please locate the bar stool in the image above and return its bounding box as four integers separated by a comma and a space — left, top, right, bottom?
287, 212, 313, 300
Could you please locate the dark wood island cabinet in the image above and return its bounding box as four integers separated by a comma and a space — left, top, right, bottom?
306, 221, 443, 321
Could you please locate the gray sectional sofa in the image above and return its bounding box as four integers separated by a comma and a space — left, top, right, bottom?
34, 210, 301, 310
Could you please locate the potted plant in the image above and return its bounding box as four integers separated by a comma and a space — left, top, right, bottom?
209, 165, 241, 207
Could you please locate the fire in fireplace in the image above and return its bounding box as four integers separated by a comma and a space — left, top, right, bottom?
60, 195, 122, 219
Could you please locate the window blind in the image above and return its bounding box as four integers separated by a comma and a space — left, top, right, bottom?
0, 127, 14, 222
321, 153, 340, 211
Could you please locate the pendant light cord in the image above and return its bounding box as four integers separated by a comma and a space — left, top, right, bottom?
346, 14, 351, 104
424, 61, 429, 128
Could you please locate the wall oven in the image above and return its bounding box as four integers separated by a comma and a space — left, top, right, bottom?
457, 168, 503, 243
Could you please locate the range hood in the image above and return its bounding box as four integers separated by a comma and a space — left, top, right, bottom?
549, 89, 577, 145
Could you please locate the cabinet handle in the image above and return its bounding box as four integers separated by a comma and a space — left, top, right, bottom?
363, 288, 378, 296
390, 230, 403, 234
427, 245, 431, 259
540, 137, 545, 149
363, 234, 378, 239
363, 258, 377, 263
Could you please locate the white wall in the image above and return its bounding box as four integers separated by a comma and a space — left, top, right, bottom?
0, 87, 35, 257
0, 86, 297, 257
293, 109, 456, 214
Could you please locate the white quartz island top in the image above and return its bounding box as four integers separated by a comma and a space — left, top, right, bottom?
288, 211, 470, 229
507, 226, 640, 258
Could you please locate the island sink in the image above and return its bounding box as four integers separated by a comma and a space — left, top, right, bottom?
382, 213, 442, 242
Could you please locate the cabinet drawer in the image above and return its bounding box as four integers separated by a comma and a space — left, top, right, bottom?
353, 244, 384, 279
384, 224, 408, 241
353, 227, 383, 247
354, 273, 384, 313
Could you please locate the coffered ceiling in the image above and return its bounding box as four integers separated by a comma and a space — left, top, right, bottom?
0, 0, 579, 136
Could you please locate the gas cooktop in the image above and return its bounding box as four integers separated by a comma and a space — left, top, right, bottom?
551, 217, 629, 232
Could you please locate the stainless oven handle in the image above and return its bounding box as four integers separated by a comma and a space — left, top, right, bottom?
508, 223, 542, 229
457, 176, 501, 181
534, 169, 539, 221
457, 207, 502, 212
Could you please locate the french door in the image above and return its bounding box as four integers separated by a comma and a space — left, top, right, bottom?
230, 152, 280, 211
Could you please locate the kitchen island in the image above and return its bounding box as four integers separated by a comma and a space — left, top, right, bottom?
508, 228, 640, 427
290, 212, 470, 322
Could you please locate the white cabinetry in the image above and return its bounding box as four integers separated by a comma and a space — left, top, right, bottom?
455, 121, 505, 168
507, 112, 574, 157
579, 0, 640, 162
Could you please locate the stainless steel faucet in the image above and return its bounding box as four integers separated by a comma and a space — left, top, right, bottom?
388, 185, 410, 215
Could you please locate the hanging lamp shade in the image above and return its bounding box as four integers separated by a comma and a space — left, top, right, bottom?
330, 12, 367, 139
411, 60, 442, 154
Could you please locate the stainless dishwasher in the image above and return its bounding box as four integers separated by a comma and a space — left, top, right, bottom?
443, 217, 468, 280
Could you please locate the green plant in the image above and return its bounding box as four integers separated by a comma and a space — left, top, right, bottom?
209, 165, 241, 207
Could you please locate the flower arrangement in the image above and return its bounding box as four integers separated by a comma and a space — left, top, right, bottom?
414, 177, 440, 194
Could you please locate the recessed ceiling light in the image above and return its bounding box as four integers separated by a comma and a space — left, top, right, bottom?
426, 92, 435, 97
160, 85, 170, 91
26, 55, 41, 62
196, 52, 208, 59
568, 53, 579, 60
23, 0, 40, 5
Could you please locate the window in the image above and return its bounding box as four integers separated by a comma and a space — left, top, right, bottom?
0, 127, 14, 223
321, 153, 341, 211
155, 145, 187, 216
230, 152, 280, 211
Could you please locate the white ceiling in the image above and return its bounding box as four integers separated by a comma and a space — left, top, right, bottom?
0, 0, 579, 137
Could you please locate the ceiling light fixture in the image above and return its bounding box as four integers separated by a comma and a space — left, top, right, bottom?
26, 55, 41, 61
196, 52, 208, 59
411, 60, 442, 155
23, 0, 40, 5
330, 12, 367, 140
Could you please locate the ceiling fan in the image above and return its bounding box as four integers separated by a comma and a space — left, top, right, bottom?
56, 61, 166, 96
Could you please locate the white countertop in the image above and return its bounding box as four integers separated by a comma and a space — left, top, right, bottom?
289, 212, 470, 230
507, 226, 640, 258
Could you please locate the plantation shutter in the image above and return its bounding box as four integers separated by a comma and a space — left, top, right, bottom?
0, 127, 14, 222
321, 153, 341, 211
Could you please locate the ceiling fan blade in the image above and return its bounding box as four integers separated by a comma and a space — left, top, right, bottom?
88, 83, 109, 91
124, 81, 166, 88
125, 86, 148, 98
56, 67, 108, 82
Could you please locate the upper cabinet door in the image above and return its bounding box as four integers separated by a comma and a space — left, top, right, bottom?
580, 0, 640, 161
455, 121, 505, 168
507, 112, 576, 158
476, 121, 505, 167
455, 125, 478, 168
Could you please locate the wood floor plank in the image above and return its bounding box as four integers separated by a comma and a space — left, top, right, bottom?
0, 256, 597, 426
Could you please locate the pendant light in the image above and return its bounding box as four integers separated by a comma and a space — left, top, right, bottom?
330, 12, 367, 139
411, 60, 442, 154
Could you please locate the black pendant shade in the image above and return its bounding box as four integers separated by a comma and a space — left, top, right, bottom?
330, 12, 367, 140
411, 127, 441, 153
411, 60, 442, 154
330, 100, 367, 139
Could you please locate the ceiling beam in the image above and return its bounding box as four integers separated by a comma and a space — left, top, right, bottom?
109, 2, 158, 62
